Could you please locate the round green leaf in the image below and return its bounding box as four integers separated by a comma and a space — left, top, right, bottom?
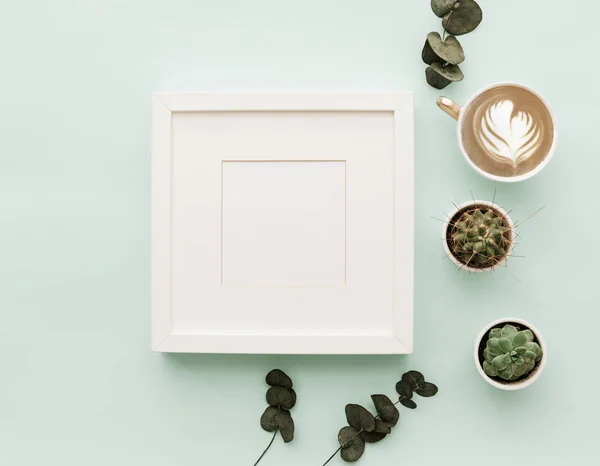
512, 331, 528, 348
483, 348, 494, 363
513, 362, 529, 378
513, 355, 525, 366
442, 0, 483, 36
400, 398, 417, 409
523, 329, 535, 343
260, 406, 278, 432
501, 324, 518, 339
396, 380, 414, 399
431, 0, 459, 17
514, 346, 527, 356
338, 426, 365, 462
345, 404, 376, 432
275, 410, 294, 443
489, 328, 502, 339
525, 342, 542, 361
483, 361, 497, 377
498, 337, 512, 353
523, 350, 537, 363
416, 382, 439, 397
492, 355, 509, 371
486, 338, 502, 356
266, 369, 293, 388
422, 32, 465, 65
266, 386, 296, 410
497, 365, 514, 381
371, 394, 400, 426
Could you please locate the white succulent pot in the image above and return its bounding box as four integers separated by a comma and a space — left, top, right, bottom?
442, 200, 515, 273
474, 317, 547, 391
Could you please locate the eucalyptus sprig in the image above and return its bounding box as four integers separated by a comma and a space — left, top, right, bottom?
424, 0, 484, 89
321, 370, 438, 464
253, 369, 296, 466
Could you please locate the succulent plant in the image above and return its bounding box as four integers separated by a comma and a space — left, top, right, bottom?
482, 324, 543, 381
254, 369, 296, 465
323, 370, 438, 464
448, 205, 513, 270
424, 0, 484, 89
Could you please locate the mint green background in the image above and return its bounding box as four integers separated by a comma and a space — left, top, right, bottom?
0, 1, 596, 465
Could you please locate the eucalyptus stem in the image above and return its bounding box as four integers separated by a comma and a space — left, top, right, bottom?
253, 429, 277, 466
320, 401, 401, 465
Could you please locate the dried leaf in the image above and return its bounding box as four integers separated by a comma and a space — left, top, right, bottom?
260, 406, 278, 432
417, 382, 438, 397
400, 398, 418, 409
442, 0, 483, 35
422, 32, 465, 65
276, 410, 294, 443
416, 382, 439, 398
345, 404, 376, 433
371, 394, 400, 427
431, 0, 460, 17
266, 369, 293, 388
338, 426, 365, 462
266, 386, 296, 410
395, 380, 414, 400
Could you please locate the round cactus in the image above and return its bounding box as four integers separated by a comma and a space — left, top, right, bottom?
482, 324, 543, 381
449, 206, 512, 269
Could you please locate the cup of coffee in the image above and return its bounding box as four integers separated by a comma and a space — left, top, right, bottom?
437, 82, 557, 182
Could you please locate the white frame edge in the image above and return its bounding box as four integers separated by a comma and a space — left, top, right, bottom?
151, 92, 414, 354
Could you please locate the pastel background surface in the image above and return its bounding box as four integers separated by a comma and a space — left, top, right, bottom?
0, 1, 596, 465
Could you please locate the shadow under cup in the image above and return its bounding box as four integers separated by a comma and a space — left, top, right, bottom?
460, 84, 556, 180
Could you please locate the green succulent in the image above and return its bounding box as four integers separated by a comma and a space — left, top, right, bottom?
449, 206, 512, 269
482, 324, 543, 381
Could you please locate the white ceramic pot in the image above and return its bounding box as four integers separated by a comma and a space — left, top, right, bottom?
443, 200, 515, 273
474, 317, 547, 391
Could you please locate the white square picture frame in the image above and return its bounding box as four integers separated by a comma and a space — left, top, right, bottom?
152, 92, 414, 354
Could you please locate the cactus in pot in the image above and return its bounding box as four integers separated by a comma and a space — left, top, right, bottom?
482, 324, 543, 382
446, 202, 513, 270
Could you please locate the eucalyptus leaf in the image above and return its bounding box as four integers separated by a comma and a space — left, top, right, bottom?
430, 62, 464, 82
266, 369, 293, 389
371, 394, 399, 426
345, 404, 376, 432
266, 386, 296, 410
426, 63, 463, 89
402, 370, 425, 390
338, 426, 365, 462
395, 380, 413, 399
360, 430, 387, 444
400, 398, 417, 409
422, 32, 465, 65
385, 407, 400, 429
431, 0, 458, 18
442, 0, 483, 35
260, 406, 279, 432
275, 410, 294, 443
416, 382, 439, 397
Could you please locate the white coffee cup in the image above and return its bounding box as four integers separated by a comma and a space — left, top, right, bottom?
437, 82, 557, 183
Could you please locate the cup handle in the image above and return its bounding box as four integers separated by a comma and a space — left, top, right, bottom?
436, 97, 461, 121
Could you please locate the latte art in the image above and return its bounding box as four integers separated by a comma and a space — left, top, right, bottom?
461, 85, 555, 178
479, 100, 541, 167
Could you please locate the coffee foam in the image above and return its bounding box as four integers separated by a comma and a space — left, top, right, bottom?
461, 86, 554, 178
